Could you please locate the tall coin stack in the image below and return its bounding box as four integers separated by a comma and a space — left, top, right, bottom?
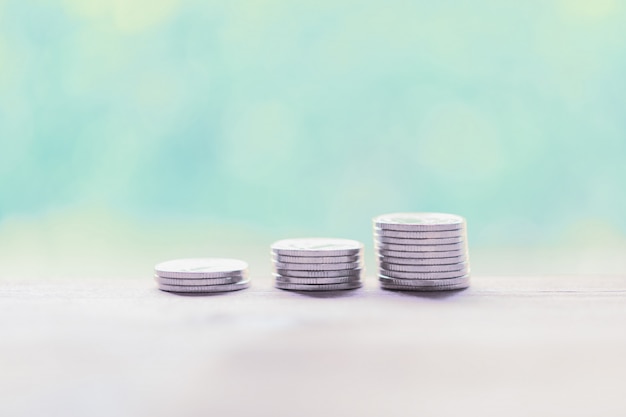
154, 258, 250, 293
271, 238, 364, 291
373, 213, 470, 291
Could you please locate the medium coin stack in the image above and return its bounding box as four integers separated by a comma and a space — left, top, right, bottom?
271, 238, 364, 291
154, 258, 250, 293
374, 213, 470, 291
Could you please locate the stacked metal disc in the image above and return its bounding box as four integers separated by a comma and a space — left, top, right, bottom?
374, 213, 470, 291
154, 258, 250, 293
271, 238, 364, 291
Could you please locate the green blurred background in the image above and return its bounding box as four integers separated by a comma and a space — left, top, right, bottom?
1, 0, 625, 278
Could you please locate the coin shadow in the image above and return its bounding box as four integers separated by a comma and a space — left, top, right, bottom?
157, 289, 246, 297
280, 288, 362, 299
380, 287, 468, 300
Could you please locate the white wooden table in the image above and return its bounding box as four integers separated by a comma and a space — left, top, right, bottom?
2, 274, 625, 417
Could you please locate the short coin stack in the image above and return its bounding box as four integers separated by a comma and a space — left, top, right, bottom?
154, 258, 250, 293
374, 213, 470, 291
271, 238, 364, 291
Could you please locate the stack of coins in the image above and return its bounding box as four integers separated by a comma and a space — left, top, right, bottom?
373, 213, 470, 291
154, 258, 250, 293
271, 238, 364, 291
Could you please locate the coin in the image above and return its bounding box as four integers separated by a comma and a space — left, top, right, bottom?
272, 261, 362, 271
274, 274, 361, 285
380, 280, 470, 292
271, 238, 363, 257
374, 213, 465, 232
275, 281, 362, 291
155, 275, 245, 286
379, 275, 470, 288
378, 249, 466, 259
272, 254, 360, 264
378, 269, 468, 280
155, 258, 248, 279
375, 242, 465, 252
379, 261, 468, 273
375, 229, 464, 239
375, 236, 464, 245
378, 255, 467, 265
274, 268, 363, 278
158, 280, 250, 293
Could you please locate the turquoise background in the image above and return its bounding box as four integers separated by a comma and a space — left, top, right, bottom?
1, 0, 625, 276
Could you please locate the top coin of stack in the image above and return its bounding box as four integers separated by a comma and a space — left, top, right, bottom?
271, 238, 364, 291
373, 213, 470, 291
154, 258, 250, 293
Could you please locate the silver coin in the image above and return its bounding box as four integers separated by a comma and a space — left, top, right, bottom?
274, 268, 363, 278
378, 269, 469, 280
274, 274, 361, 285
273, 254, 360, 264
375, 228, 464, 239
375, 235, 463, 245
379, 261, 468, 273
155, 275, 245, 286
375, 242, 465, 252
378, 249, 466, 259
374, 212, 465, 232
155, 258, 248, 279
272, 261, 362, 271
378, 255, 467, 265
271, 238, 363, 257
275, 281, 362, 291
379, 274, 470, 286
380, 279, 470, 291
158, 280, 250, 293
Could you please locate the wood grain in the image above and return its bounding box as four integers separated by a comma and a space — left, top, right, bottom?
1, 275, 625, 417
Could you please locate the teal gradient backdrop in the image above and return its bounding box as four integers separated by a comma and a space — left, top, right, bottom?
1, 1, 626, 276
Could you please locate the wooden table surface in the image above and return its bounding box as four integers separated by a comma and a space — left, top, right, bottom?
2, 274, 625, 417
